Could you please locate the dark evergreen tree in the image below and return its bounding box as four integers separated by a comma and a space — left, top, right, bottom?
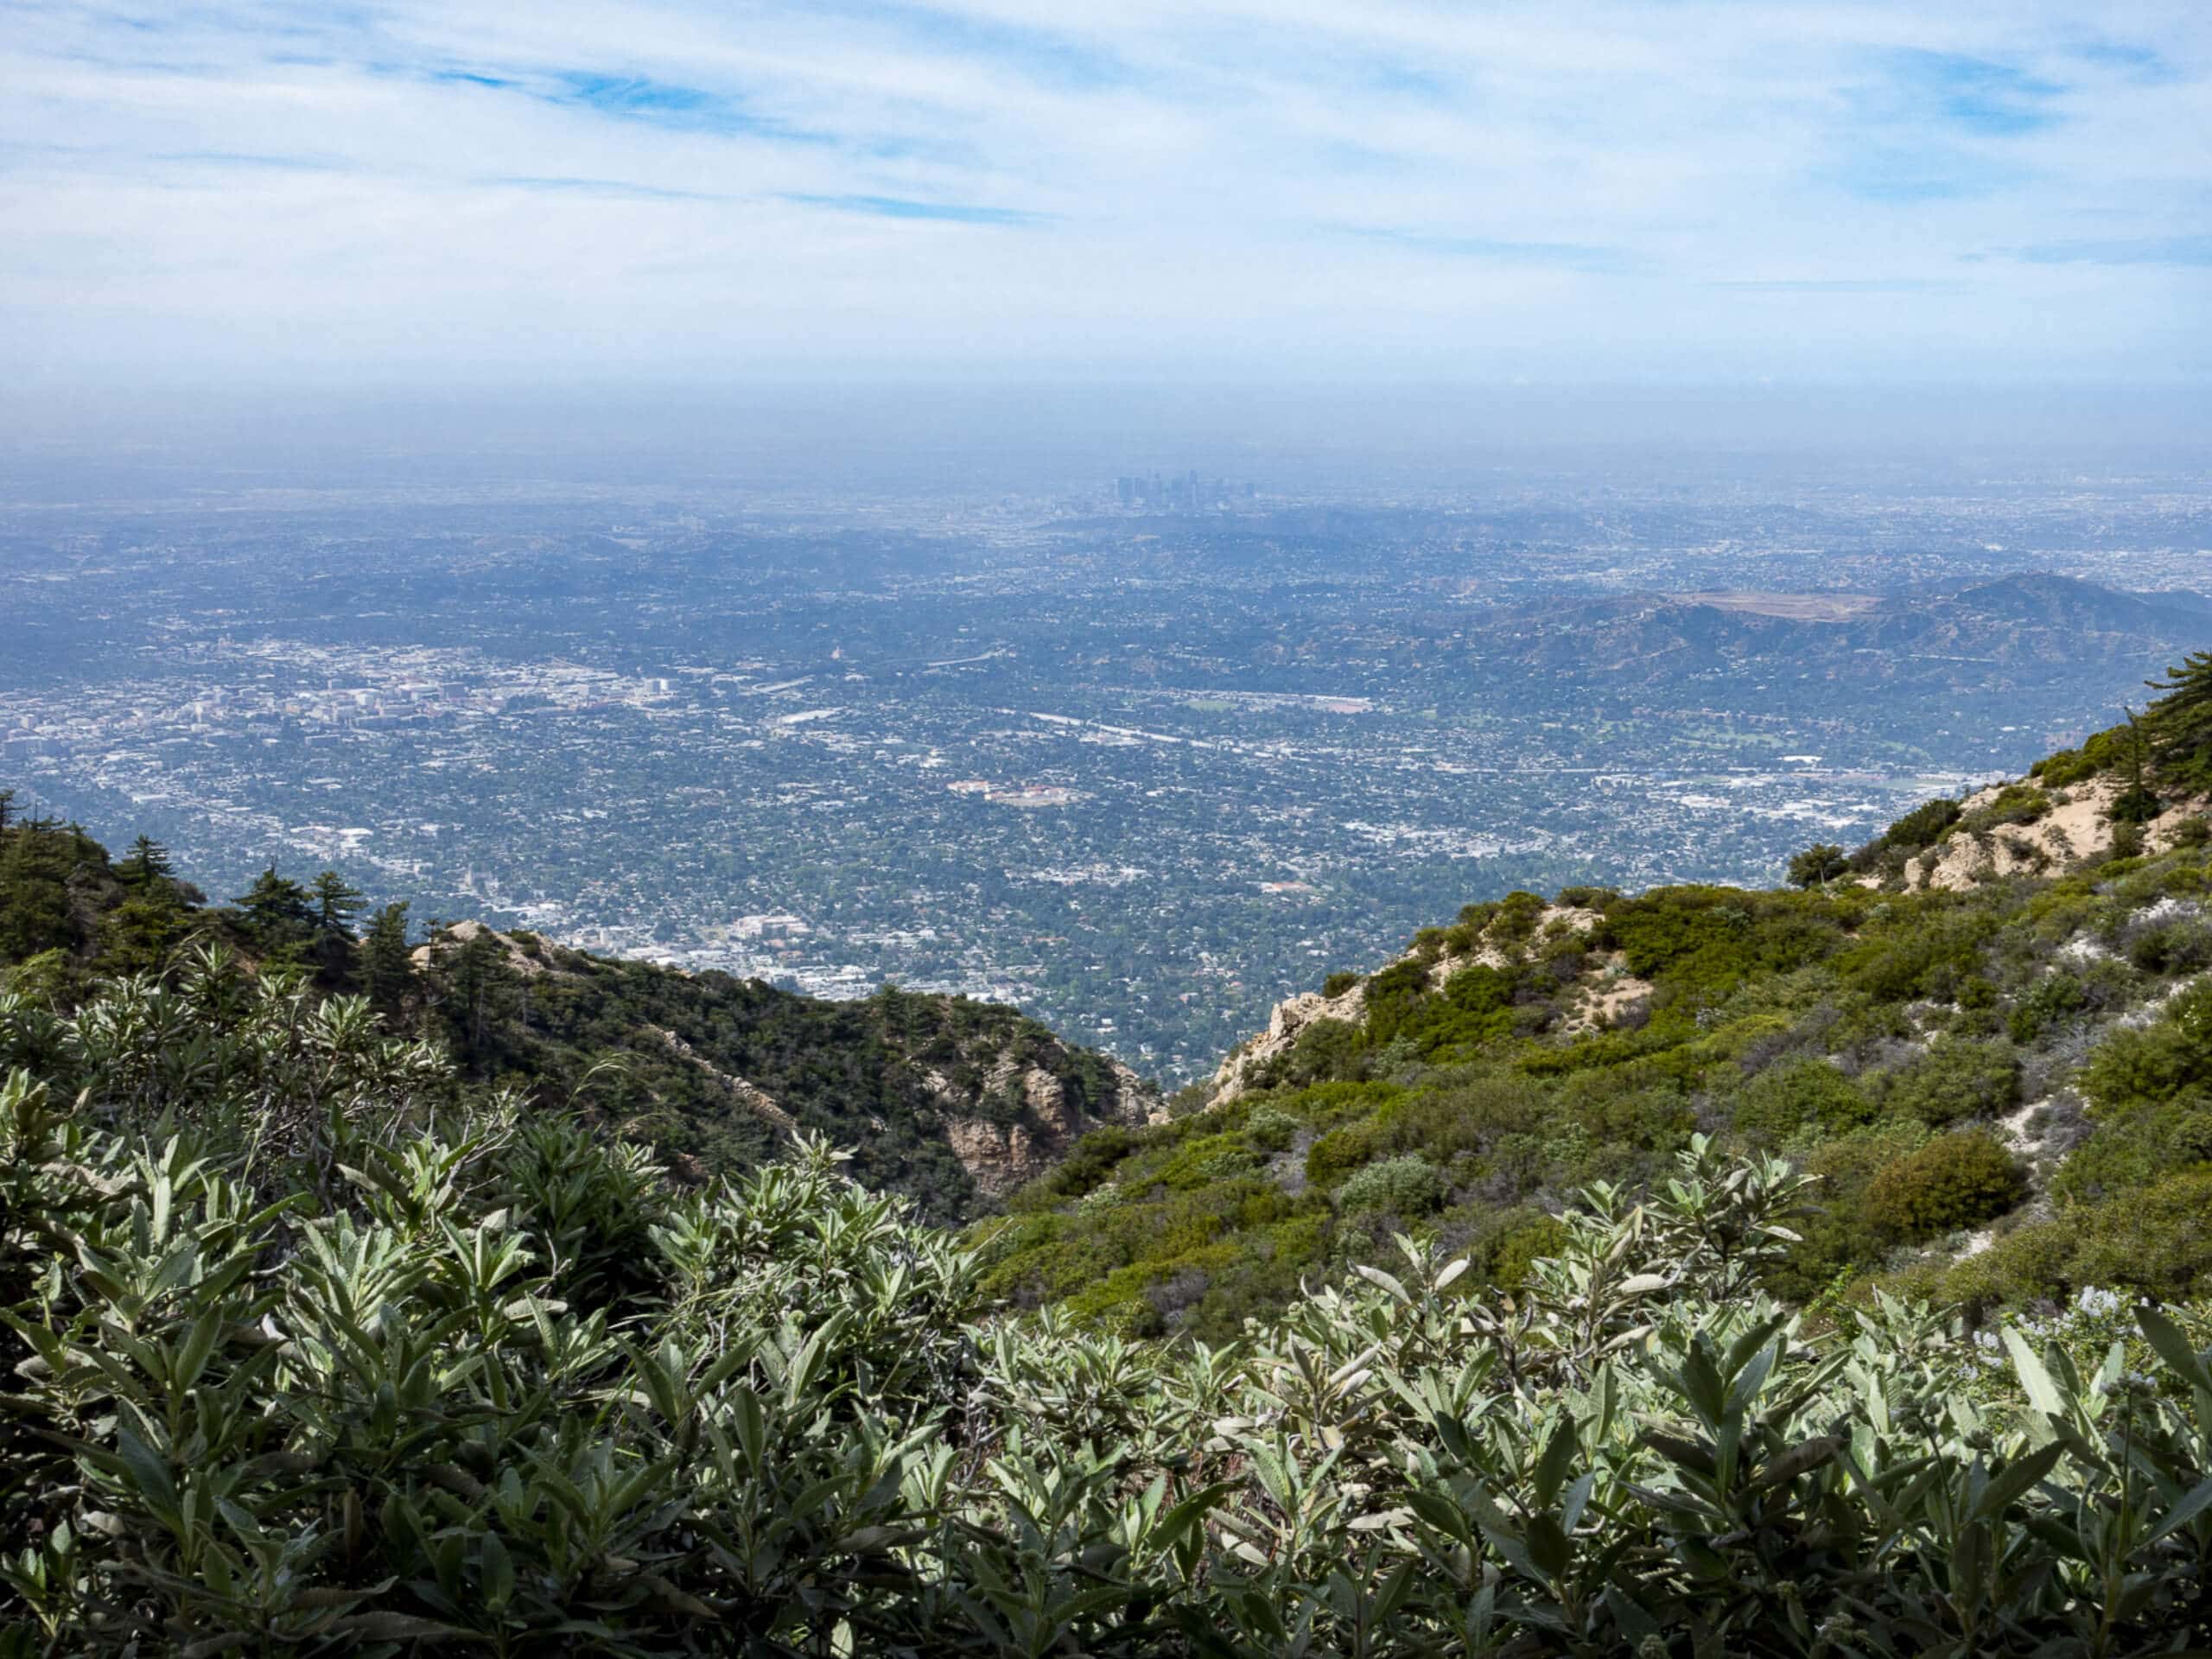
115, 835, 175, 887
364, 900, 416, 1014
99, 887, 194, 977
0, 817, 83, 965
310, 870, 365, 937
1787, 843, 1849, 889
447, 926, 518, 1064
2145, 650, 2212, 789
2111, 707, 2163, 824
233, 866, 316, 959
308, 870, 365, 982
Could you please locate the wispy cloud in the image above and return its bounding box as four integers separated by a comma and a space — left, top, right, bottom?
782, 192, 1046, 225
816, 2, 1136, 92
529, 70, 835, 143
1711, 278, 1969, 293
1342, 226, 1629, 273
1878, 49, 2067, 138
1817, 48, 2069, 202
1819, 146, 2031, 203
2068, 39, 2177, 85
2005, 234, 2212, 267
153, 150, 349, 173
484, 175, 731, 203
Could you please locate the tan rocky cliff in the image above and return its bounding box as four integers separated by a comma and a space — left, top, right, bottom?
1904, 776, 2206, 892
940, 1052, 1164, 1198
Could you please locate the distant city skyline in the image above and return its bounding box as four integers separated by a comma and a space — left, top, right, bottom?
4, 1, 2209, 404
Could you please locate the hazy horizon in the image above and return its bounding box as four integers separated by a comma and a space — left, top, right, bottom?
6, 380, 2210, 508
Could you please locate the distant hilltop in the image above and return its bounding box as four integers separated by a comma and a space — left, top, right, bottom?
1465, 572, 2212, 686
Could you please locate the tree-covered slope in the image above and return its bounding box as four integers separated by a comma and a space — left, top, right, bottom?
0, 791, 1157, 1224
976, 670, 2212, 1338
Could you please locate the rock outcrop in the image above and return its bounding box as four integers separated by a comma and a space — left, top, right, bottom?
649, 1026, 798, 1137
944, 1054, 1162, 1198
1904, 777, 2206, 891
1205, 901, 1635, 1106
1208, 980, 1368, 1106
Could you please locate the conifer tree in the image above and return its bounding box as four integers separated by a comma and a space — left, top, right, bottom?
233, 866, 315, 955
447, 926, 516, 1063
363, 901, 416, 1014
1786, 843, 1848, 888
116, 834, 175, 887
309, 869, 363, 934
2145, 649, 2212, 788
2111, 707, 2162, 824
0, 815, 79, 963
307, 870, 365, 982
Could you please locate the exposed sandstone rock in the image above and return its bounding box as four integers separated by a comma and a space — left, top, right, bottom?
1208, 980, 1368, 1106
410, 917, 566, 978
1207, 902, 1626, 1107
1904, 778, 2206, 892
944, 1060, 1159, 1197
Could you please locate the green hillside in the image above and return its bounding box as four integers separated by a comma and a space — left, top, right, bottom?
976, 669, 2212, 1338
0, 793, 1156, 1224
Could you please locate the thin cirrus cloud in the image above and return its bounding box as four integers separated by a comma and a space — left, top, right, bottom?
485, 175, 734, 204
1817, 48, 2069, 202
417, 63, 836, 143
2007, 234, 2212, 267
1710, 278, 1970, 293
0, 0, 2206, 385
780, 193, 1048, 225
1340, 226, 1630, 275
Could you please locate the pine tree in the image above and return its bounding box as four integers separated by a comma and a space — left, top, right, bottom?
1787, 843, 1849, 888
2111, 707, 2162, 824
447, 926, 517, 1064
364, 901, 416, 1014
234, 866, 316, 954
116, 835, 175, 887
2144, 650, 2212, 788
309, 870, 365, 937
0, 817, 76, 964
305, 870, 366, 983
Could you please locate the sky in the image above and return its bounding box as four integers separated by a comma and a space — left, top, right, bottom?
3, 1, 2210, 404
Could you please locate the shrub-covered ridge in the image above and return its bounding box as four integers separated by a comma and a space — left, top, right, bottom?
981, 837, 2212, 1336
0, 794, 1157, 1224
980, 664, 2212, 1337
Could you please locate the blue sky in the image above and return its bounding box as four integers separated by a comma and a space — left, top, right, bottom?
3, 1, 2208, 390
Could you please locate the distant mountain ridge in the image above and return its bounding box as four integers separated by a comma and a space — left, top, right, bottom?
1462, 572, 2210, 686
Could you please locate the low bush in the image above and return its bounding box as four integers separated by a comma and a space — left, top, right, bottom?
1730, 1057, 1874, 1142
7, 1042, 2212, 1659
1865, 1129, 2028, 1240
1334, 1151, 1449, 1216
1871, 1037, 2020, 1127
